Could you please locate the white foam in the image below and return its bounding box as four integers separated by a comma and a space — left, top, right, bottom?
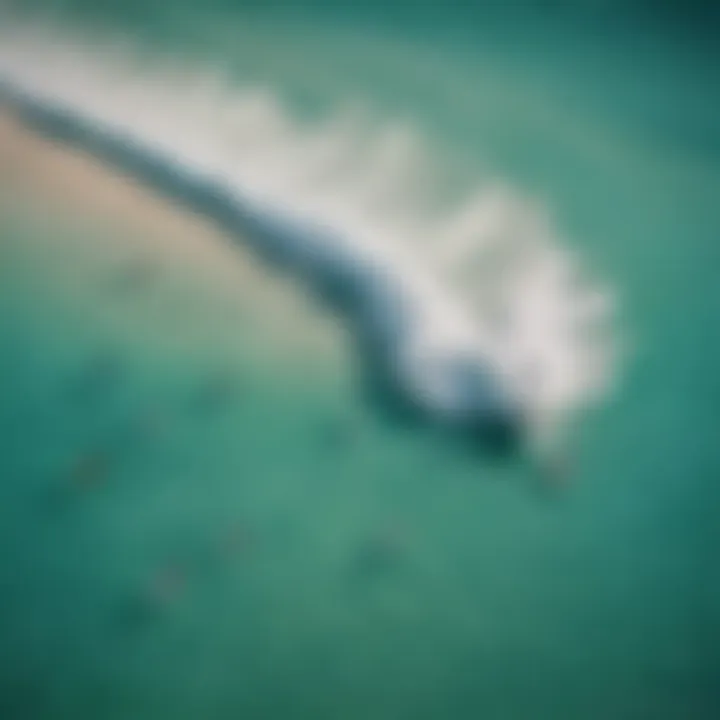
0, 24, 620, 450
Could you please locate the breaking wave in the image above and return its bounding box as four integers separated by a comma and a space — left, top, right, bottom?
0, 23, 620, 454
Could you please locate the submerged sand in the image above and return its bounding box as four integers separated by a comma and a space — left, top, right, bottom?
0, 107, 347, 367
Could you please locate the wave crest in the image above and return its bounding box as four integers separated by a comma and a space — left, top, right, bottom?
0, 24, 620, 451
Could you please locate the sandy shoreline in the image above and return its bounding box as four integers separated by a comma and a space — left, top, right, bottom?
0, 106, 272, 279
0, 107, 347, 365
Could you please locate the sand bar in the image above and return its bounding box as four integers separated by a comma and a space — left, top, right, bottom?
0, 106, 347, 365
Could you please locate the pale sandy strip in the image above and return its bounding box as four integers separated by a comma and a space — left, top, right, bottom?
0, 107, 348, 366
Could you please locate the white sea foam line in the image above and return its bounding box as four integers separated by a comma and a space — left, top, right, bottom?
0, 24, 621, 449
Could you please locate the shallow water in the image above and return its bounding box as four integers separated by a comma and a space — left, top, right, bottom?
0, 3, 719, 719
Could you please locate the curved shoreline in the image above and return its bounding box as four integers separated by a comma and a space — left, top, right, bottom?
0, 105, 347, 366
0, 79, 526, 453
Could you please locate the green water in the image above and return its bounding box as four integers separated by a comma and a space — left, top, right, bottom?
1, 2, 719, 719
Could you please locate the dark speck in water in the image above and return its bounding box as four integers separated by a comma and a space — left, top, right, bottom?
351, 525, 409, 580
219, 520, 256, 560
40, 449, 114, 514
68, 450, 112, 490
68, 351, 124, 402
146, 564, 188, 605
112, 257, 159, 294
317, 416, 356, 452
127, 407, 173, 445
116, 563, 190, 632
533, 451, 573, 497
190, 371, 241, 413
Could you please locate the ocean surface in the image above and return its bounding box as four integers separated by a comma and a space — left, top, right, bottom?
0, 2, 719, 719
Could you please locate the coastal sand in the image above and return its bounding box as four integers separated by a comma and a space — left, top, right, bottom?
0, 107, 347, 365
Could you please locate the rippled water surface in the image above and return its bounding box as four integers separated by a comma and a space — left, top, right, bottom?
0, 2, 718, 719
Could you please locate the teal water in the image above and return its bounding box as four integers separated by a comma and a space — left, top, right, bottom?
1, 2, 719, 719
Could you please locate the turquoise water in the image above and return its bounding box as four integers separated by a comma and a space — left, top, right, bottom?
1, 3, 719, 719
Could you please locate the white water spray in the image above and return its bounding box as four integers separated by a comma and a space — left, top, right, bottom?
0, 24, 619, 454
